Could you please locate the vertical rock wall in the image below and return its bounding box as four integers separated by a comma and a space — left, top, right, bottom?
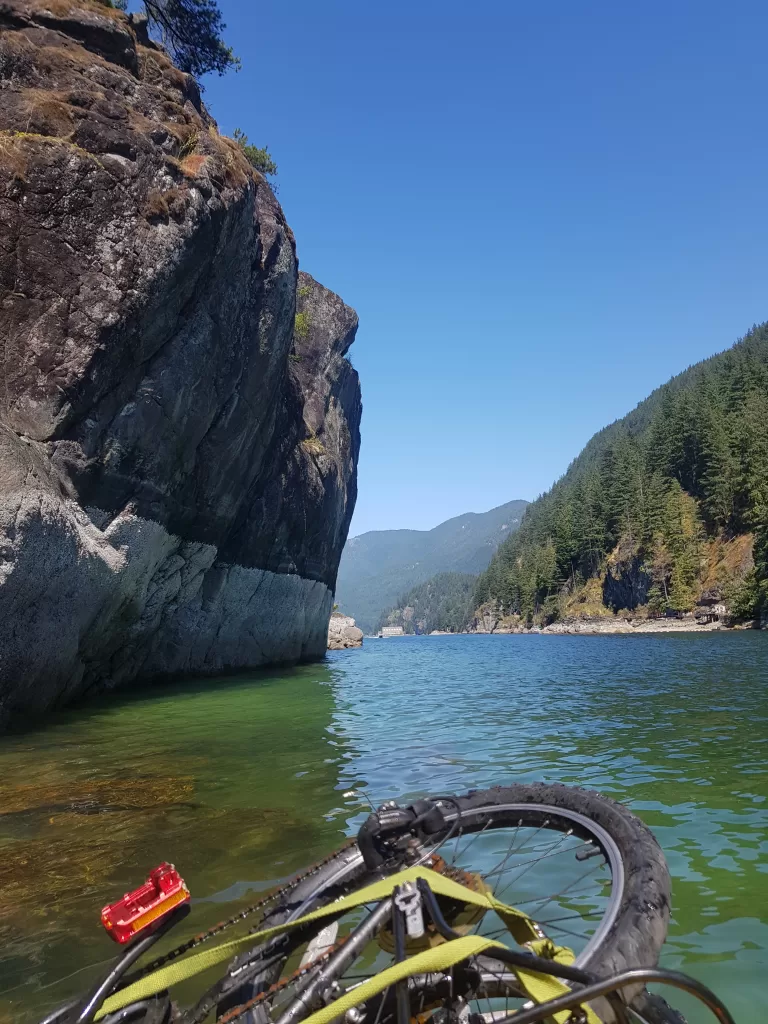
0, 0, 361, 726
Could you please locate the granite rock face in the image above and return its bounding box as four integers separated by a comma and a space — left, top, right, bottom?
0, 0, 361, 726
327, 613, 363, 650
602, 549, 651, 612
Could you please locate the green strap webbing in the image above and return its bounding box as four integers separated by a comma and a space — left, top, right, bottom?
95, 866, 600, 1023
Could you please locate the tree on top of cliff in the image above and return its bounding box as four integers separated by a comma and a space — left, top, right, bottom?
115, 0, 240, 77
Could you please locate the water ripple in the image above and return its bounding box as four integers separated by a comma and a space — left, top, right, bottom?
0, 634, 766, 1023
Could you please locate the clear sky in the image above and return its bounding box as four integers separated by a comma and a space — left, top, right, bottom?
201, 1, 768, 537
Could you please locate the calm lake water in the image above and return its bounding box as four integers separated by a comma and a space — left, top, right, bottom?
1, 633, 766, 1023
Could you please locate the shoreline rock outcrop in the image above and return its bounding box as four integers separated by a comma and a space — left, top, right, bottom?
327, 613, 363, 650
0, 0, 361, 727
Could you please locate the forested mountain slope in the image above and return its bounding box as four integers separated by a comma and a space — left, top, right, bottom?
376, 573, 476, 634
337, 500, 527, 632
475, 324, 768, 625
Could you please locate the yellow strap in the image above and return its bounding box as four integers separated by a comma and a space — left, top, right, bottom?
296, 936, 601, 1024
95, 866, 597, 1022
523, 938, 602, 1024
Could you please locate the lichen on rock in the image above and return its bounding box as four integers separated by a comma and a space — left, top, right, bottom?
0, 0, 361, 727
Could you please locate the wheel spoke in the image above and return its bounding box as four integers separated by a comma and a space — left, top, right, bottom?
510, 860, 605, 918
537, 920, 598, 942
484, 833, 590, 884
479, 818, 524, 879
483, 830, 580, 871
510, 880, 610, 907
452, 815, 494, 863
371, 987, 388, 1024
449, 827, 465, 866
536, 911, 603, 926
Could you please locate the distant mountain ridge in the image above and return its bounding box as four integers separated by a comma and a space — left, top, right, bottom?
336, 500, 528, 632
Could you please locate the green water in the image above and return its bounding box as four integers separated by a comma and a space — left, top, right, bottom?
1, 633, 766, 1023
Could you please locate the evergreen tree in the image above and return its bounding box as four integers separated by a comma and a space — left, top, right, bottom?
662, 481, 702, 611
136, 0, 240, 78
642, 472, 669, 545
735, 390, 768, 528
700, 410, 737, 530
551, 491, 578, 588
643, 533, 672, 611
752, 515, 768, 618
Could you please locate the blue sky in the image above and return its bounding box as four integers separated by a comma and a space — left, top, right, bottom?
201, 1, 768, 536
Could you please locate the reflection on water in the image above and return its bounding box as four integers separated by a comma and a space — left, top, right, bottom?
1, 633, 766, 1023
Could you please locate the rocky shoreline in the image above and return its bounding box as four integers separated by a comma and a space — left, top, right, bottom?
373, 613, 765, 639
528, 618, 728, 635
470, 615, 754, 636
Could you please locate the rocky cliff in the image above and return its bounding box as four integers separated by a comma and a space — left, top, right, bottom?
0, 0, 361, 727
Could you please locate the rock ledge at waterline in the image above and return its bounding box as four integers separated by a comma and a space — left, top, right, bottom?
0, 0, 361, 726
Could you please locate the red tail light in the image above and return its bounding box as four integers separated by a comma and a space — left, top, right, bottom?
101, 863, 190, 944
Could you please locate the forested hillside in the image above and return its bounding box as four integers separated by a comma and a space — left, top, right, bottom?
377, 573, 476, 634
337, 500, 527, 632
475, 324, 768, 625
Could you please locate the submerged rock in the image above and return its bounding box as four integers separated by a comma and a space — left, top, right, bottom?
327, 613, 363, 650
0, 1, 361, 726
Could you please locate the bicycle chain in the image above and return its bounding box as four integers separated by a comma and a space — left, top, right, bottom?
134, 840, 359, 980
215, 937, 348, 1024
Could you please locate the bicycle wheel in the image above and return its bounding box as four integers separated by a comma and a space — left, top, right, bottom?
209, 784, 672, 1024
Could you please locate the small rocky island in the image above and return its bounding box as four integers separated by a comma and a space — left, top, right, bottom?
0, 0, 361, 728
327, 613, 363, 650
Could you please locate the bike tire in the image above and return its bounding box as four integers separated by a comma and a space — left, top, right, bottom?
217, 784, 672, 1024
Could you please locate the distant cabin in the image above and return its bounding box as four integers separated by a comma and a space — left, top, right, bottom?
695, 602, 727, 624
379, 626, 405, 638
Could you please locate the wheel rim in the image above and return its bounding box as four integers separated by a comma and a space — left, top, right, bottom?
295, 802, 624, 967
